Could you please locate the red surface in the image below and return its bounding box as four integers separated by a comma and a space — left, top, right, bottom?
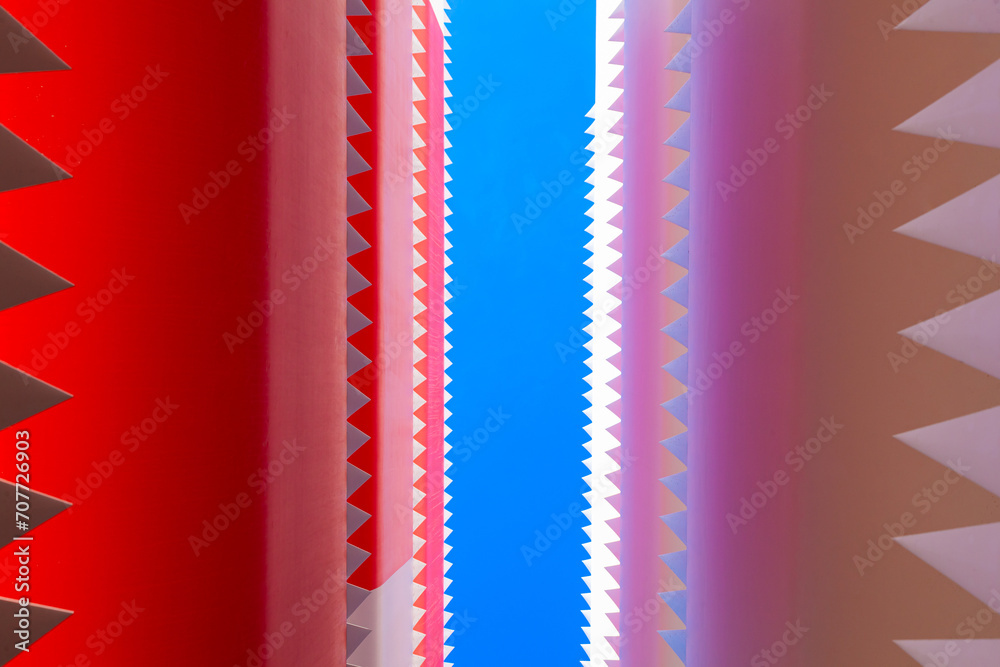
0, 1, 348, 664
346, 0, 415, 592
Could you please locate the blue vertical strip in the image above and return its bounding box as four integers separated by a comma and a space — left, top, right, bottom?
445, 2, 594, 664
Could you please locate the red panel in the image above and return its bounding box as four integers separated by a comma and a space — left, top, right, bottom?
346, 0, 415, 592
0, 1, 347, 665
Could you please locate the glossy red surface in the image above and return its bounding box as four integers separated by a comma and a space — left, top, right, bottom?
0, 0, 348, 664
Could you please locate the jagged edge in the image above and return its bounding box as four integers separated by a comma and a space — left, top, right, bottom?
412, 3, 430, 665
659, 4, 692, 662
345, 7, 376, 658
888, 18, 999, 656
580, 3, 625, 666
438, 1, 456, 665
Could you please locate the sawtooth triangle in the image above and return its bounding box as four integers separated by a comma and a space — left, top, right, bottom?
897, 0, 1000, 33
347, 544, 370, 577
894, 173, 1000, 260
346, 584, 369, 617
662, 433, 688, 464
0, 124, 70, 193
895, 59, 1000, 149
346, 503, 371, 538
665, 120, 691, 152
0, 7, 69, 74
666, 41, 694, 73
661, 589, 687, 623
347, 464, 371, 497
663, 274, 689, 307
0, 243, 72, 312
347, 222, 371, 257
348, 184, 372, 217
664, 197, 690, 229
661, 550, 688, 584
0, 361, 71, 432
347, 423, 370, 457
896, 640, 1000, 665
663, 394, 689, 424
666, 2, 693, 34
666, 82, 691, 113
661, 510, 687, 543
659, 629, 687, 662
348, 102, 371, 137
895, 406, 1000, 497
664, 315, 688, 347
899, 290, 1000, 379
347, 22, 372, 57
346, 0, 372, 16
346, 384, 370, 417
347, 303, 372, 336
0, 480, 69, 547
660, 471, 687, 503
0, 598, 71, 663
347, 63, 371, 96
347, 344, 371, 377
664, 354, 688, 385
896, 522, 1000, 606
664, 236, 689, 268
664, 159, 691, 190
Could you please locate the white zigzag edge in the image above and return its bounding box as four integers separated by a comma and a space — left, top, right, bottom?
434, 2, 455, 665
412, 5, 429, 666
581, 2, 624, 665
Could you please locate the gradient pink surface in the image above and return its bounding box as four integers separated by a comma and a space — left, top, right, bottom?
684, 1, 1000, 665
